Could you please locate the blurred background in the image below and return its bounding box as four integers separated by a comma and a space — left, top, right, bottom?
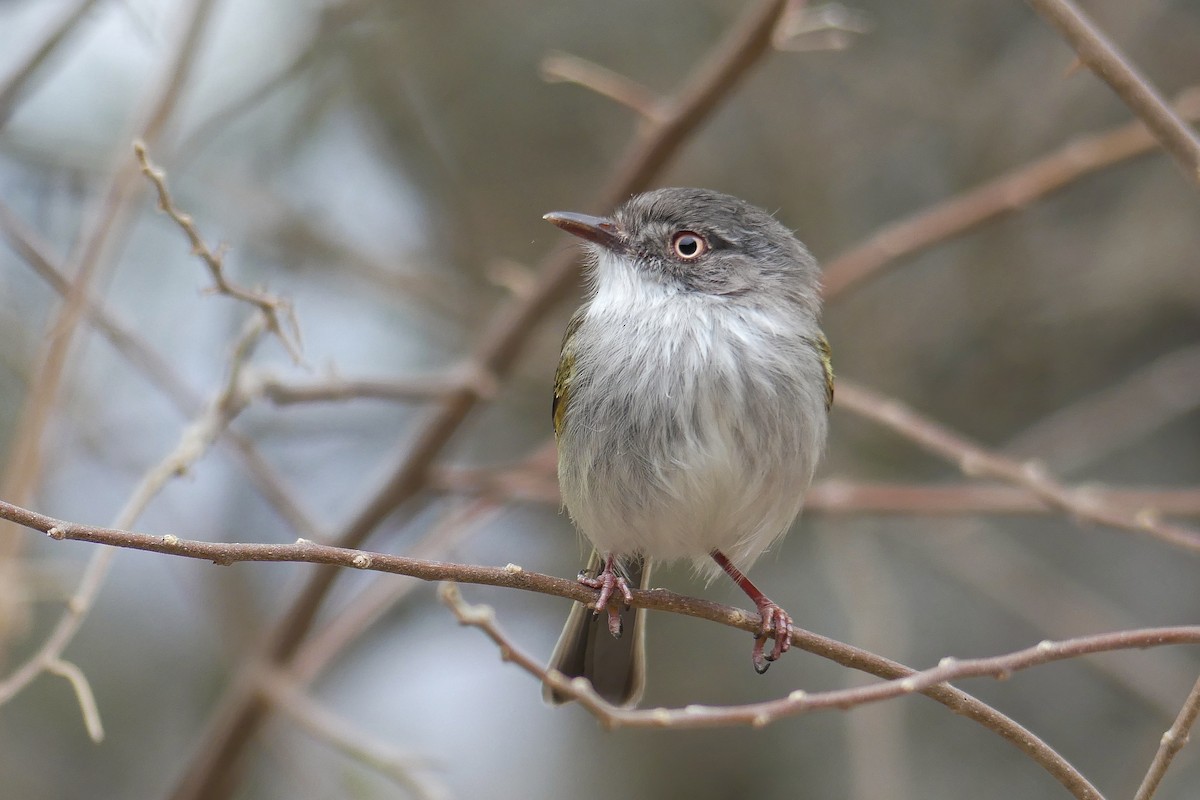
1, 0, 1198, 798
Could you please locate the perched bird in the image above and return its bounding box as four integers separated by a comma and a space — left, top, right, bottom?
543, 187, 833, 707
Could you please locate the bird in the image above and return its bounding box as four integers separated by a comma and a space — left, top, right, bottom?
542, 187, 832, 707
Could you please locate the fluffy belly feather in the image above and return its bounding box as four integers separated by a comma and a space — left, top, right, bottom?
556, 298, 825, 572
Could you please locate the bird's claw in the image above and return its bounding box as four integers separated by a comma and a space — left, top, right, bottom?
751, 600, 793, 674
579, 560, 633, 639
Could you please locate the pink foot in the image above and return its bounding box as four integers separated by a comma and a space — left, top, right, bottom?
751, 598, 794, 674
579, 555, 633, 638
710, 550, 795, 675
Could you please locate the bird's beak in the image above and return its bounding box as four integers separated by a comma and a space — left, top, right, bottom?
543, 211, 625, 252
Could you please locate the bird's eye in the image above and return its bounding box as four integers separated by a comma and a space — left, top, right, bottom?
671, 231, 707, 260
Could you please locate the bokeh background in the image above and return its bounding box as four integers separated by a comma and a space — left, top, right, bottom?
1, 0, 1198, 798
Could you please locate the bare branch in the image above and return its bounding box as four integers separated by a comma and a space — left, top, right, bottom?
825, 85, 1200, 297
246, 365, 497, 407
440, 585, 1112, 800
1135, 674, 1200, 800
134, 142, 304, 363
0, 320, 266, 732
836, 379, 1200, 553
45, 659, 104, 743
17, 494, 1200, 799
1026, 0, 1200, 184
822, 87, 1200, 299
1003, 342, 1200, 472
540, 51, 663, 119
433, 463, 1200, 520
260, 670, 448, 800
0, 0, 221, 663
0, 0, 104, 126
289, 499, 501, 683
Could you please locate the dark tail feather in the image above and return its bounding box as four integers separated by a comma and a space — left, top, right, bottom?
544, 551, 650, 707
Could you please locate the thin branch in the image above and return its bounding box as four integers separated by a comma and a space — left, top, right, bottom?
0, 197, 322, 540
598, 0, 788, 202
0, 0, 105, 126
173, 1, 369, 164
540, 51, 663, 119
0, 319, 266, 733
134, 142, 303, 363
835, 379, 1200, 553
246, 366, 497, 407
0, 0, 221, 667
821, 87, 1200, 299
439, 585, 1114, 800
1134, 674, 1200, 800
772, 2, 873, 53
289, 499, 501, 684
8, 491, 1198, 800
1026, 0, 1200, 185
45, 658, 105, 742
1003, 342, 1200, 472
432, 464, 1200, 519
911, 530, 1199, 720
259, 670, 448, 800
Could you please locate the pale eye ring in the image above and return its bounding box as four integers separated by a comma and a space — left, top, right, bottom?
671, 231, 707, 260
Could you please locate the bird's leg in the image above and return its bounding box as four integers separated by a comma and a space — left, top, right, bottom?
579, 554, 633, 638
711, 549, 794, 674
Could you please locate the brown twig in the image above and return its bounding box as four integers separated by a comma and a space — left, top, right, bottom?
1025, 0, 1200, 185
445, 580, 1200, 723
1003, 342, 1200, 472
134, 142, 304, 363
259, 669, 447, 800
0, 0, 104, 126
248, 367, 496, 406
540, 51, 663, 119
1134, 674, 1200, 800
432, 464, 1200, 519
0, 197, 322, 540
0, 319, 265, 734
289, 499, 501, 683
911, 529, 1200, 720
440, 585, 1121, 800
0, 0, 218, 686
835, 379, 1200, 553
10, 493, 1199, 799
821, 87, 1200, 299
166, 5, 792, 798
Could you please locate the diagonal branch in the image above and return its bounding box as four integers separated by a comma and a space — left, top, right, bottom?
821, 87, 1200, 299
440, 585, 1114, 800
134, 142, 303, 362
835, 379, 1200, 553
0, 319, 265, 732
0, 196, 322, 539
0, 0, 105, 126
1025, 0, 1200, 185
1134, 674, 1200, 800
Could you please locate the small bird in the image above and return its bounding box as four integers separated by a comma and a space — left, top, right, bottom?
542, 188, 833, 707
